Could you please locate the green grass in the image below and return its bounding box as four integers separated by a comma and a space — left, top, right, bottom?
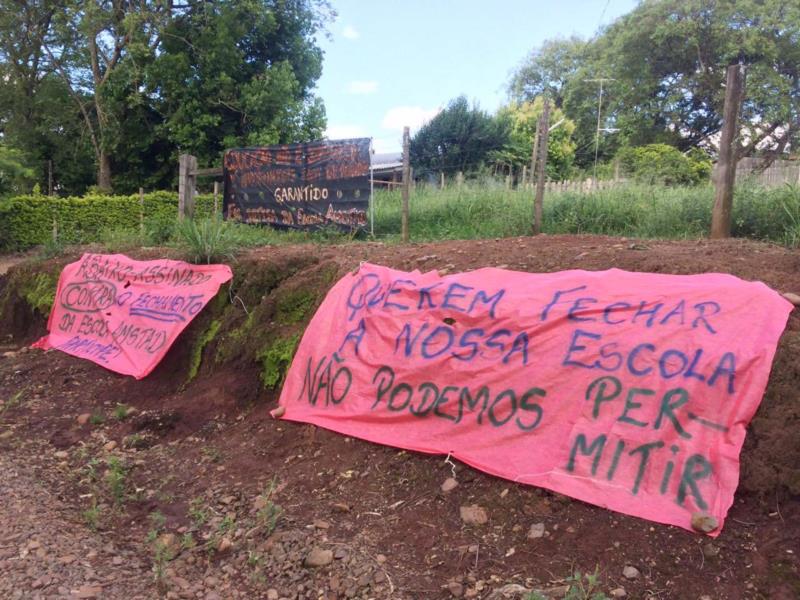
61, 181, 800, 259
373, 181, 800, 246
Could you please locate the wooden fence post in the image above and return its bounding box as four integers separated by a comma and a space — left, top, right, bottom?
530, 123, 540, 188
457, 171, 464, 188
139, 187, 144, 234
401, 127, 410, 243
711, 64, 746, 239
440, 171, 445, 189
213, 181, 220, 216
178, 154, 197, 220
533, 98, 551, 235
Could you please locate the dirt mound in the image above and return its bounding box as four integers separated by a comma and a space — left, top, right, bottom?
0, 235, 798, 598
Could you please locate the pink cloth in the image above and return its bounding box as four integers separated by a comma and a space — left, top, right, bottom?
33, 253, 232, 378
278, 262, 792, 534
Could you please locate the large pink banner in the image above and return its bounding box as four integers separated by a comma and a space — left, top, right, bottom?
34, 253, 232, 378
278, 263, 792, 534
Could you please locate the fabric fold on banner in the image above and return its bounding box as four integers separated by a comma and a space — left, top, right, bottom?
33, 253, 232, 379
277, 263, 792, 535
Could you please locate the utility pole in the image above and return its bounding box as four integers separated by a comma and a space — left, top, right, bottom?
533, 98, 551, 235
401, 126, 410, 243
585, 78, 616, 183
711, 64, 746, 239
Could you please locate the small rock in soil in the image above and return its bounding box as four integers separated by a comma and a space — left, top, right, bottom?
77, 413, 91, 425
266, 589, 279, 600
460, 505, 488, 525
486, 583, 529, 599
441, 477, 458, 493
542, 585, 570, 598
304, 547, 333, 567
622, 565, 640, 580
216, 537, 233, 553
156, 533, 179, 555
447, 580, 465, 597
54, 450, 68, 459
610, 588, 627, 598
72, 585, 103, 599
527, 523, 545, 539
691, 513, 719, 533
103, 440, 117, 451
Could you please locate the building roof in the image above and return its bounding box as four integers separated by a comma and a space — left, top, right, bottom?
371, 152, 403, 169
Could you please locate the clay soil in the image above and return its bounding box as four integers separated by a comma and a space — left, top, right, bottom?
0, 235, 799, 600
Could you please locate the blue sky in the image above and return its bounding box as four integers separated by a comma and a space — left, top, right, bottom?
316, 0, 639, 153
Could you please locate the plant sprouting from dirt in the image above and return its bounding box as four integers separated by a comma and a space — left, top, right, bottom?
180, 533, 196, 552
201, 446, 222, 463
82, 499, 102, 532
89, 412, 105, 426
1, 388, 25, 414
105, 456, 128, 506
151, 538, 175, 589
147, 510, 167, 541
255, 478, 283, 536
188, 497, 208, 528
528, 568, 609, 600
113, 403, 131, 420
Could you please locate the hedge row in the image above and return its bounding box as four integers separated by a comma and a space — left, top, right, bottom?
0, 192, 220, 250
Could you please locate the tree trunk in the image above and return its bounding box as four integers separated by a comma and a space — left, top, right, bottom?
97, 149, 112, 192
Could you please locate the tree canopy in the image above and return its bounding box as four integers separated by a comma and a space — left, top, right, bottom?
409, 96, 508, 177
0, 0, 332, 194
510, 0, 800, 168
493, 98, 576, 181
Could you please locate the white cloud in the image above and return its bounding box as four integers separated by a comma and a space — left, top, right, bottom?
346, 80, 378, 95
381, 106, 440, 133
324, 124, 368, 140
342, 25, 359, 40
371, 136, 402, 153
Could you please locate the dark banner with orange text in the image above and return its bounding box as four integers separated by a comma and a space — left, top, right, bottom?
223, 138, 371, 231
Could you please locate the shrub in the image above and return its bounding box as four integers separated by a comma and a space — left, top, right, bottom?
616, 144, 710, 186
173, 217, 243, 264
0, 191, 218, 250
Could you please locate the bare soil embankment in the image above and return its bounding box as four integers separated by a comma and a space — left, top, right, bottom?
0, 235, 798, 599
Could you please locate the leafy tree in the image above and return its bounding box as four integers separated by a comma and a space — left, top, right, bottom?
149, 0, 330, 168
0, 143, 35, 195
594, 0, 800, 158
409, 96, 508, 176
508, 36, 588, 109
0, 0, 96, 194
41, 1, 168, 191
509, 0, 800, 168
493, 98, 577, 180
0, 0, 331, 193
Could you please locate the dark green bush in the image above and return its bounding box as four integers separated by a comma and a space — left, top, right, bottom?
0, 191, 218, 250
